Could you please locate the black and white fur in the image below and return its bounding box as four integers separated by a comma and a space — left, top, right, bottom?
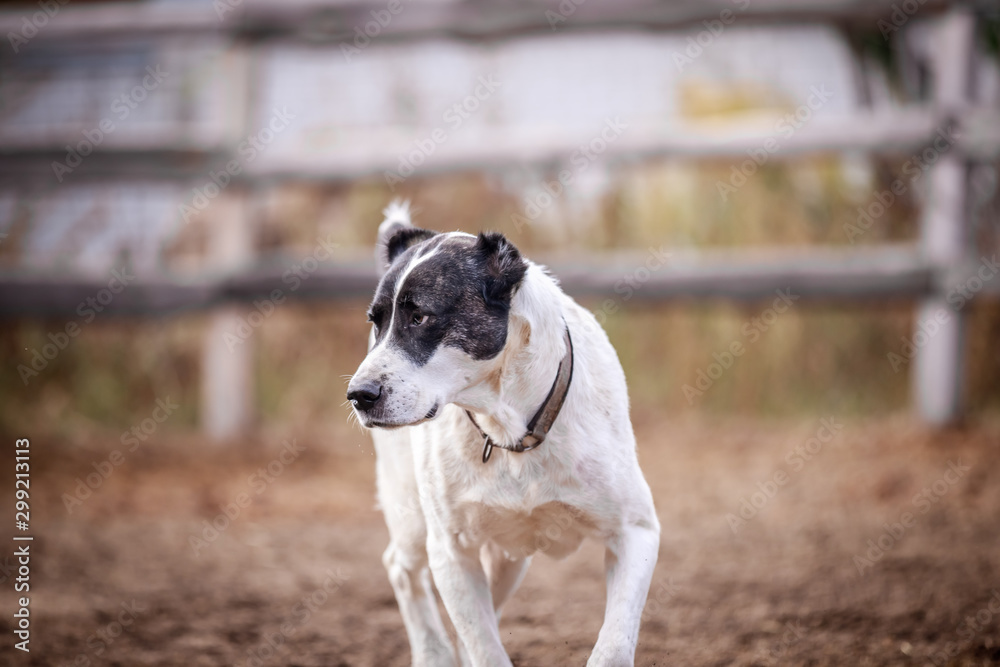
347, 201, 660, 667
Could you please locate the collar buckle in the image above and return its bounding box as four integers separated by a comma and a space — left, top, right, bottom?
518, 433, 543, 451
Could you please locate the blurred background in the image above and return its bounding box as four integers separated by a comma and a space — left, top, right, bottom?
0, 0, 998, 665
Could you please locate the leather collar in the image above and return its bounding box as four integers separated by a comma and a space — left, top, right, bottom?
466, 325, 574, 463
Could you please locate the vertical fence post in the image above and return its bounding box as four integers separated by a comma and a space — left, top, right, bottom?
201, 192, 254, 439
914, 7, 975, 425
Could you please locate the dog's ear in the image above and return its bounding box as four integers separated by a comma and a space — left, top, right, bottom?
376, 201, 437, 275
475, 231, 527, 309
384, 226, 438, 266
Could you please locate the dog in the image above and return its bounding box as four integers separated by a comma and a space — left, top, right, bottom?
347, 201, 660, 667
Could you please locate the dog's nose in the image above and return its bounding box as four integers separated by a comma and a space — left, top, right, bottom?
347, 382, 382, 411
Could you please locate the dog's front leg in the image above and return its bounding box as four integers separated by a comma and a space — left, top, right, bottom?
588, 521, 660, 667
427, 531, 513, 667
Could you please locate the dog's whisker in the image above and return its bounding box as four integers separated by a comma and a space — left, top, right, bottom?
345, 410, 366, 432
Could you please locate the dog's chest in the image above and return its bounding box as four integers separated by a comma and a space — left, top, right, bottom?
445, 461, 598, 559
420, 411, 602, 559
453, 498, 592, 560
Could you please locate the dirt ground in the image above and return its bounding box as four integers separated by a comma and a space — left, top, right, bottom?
1, 413, 999, 666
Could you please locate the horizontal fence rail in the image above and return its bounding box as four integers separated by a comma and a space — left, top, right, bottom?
242, 109, 1000, 181
1, 246, 997, 319
0, 0, 994, 42
3, 110, 998, 186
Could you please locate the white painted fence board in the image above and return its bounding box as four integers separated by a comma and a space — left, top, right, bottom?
914, 8, 975, 425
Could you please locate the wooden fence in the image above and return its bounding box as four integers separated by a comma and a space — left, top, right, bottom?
0, 0, 997, 434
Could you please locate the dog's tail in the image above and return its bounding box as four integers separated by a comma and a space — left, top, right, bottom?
375, 199, 413, 276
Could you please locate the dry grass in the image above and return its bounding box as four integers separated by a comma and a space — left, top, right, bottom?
2, 157, 998, 432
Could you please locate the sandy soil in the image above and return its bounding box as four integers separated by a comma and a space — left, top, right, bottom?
1, 413, 999, 666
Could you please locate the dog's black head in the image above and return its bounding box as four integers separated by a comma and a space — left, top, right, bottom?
347, 213, 527, 428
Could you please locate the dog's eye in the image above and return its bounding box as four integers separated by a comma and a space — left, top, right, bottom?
411, 313, 429, 326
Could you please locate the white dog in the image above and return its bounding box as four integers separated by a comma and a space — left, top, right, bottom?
347, 202, 660, 667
